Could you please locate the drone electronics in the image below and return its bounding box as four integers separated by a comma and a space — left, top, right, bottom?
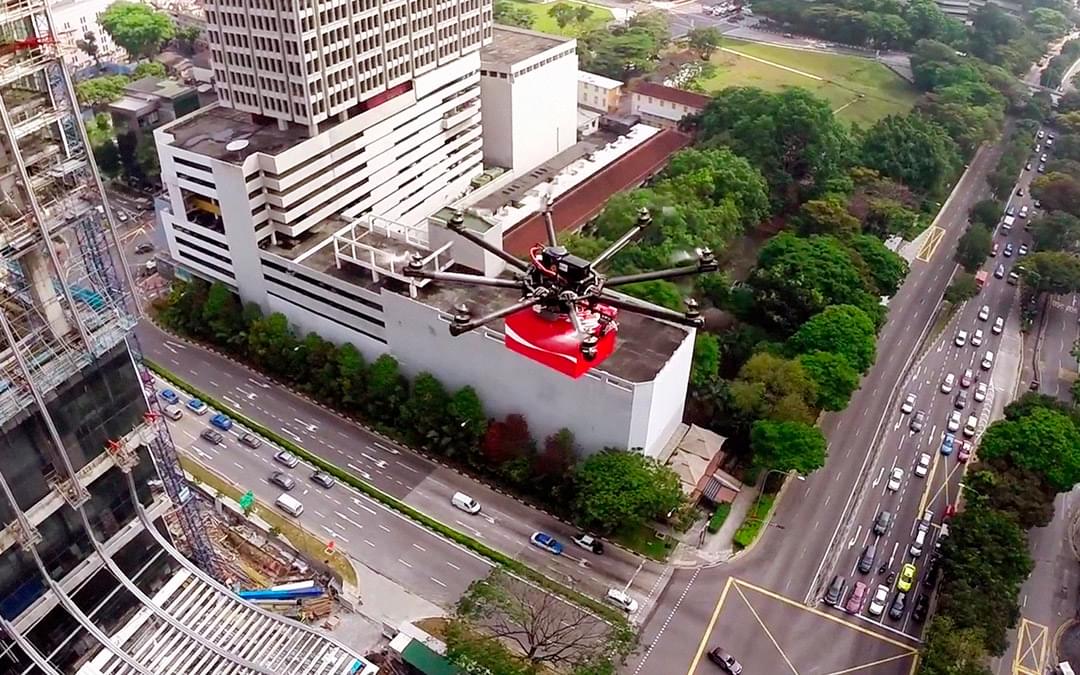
403, 203, 718, 379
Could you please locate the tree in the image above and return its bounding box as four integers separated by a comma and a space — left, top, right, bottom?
363, 354, 407, 424
93, 140, 121, 177
750, 419, 827, 475
174, 25, 201, 54
85, 112, 115, 148
99, 1, 176, 59
978, 406, 1080, 492
848, 234, 908, 297
954, 225, 993, 272
794, 197, 860, 237
621, 280, 684, 311
687, 27, 722, 59
533, 428, 578, 500
296, 332, 338, 400
574, 450, 683, 532
201, 281, 243, 347
691, 332, 720, 391
333, 343, 366, 410
115, 129, 139, 178
75, 75, 130, 107
787, 304, 877, 373
969, 199, 1002, 230
945, 272, 979, 303
731, 352, 818, 423
799, 350, 860, 411
919, 616, 993, 675
454, 571, 627, 670
965, 459, 1057, 529
1031, 171, 1080, 215
859, 113, 960, 194
135, 136, 160, 184
662, 147, 771, 226
494, 0, 534, 27
76, 31, 101, 70
132, 61, 166, 79
446, 386, 487, 461
247, 312, 296, 378
481, 414, 535, 477
401, 372, 451, 450
1029, 211, 1080, 252
445, 620, 535, 675
1019, 251, 1080, 294
548, 3, 579, 29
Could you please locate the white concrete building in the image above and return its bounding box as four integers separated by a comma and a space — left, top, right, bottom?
48, 0, 124, 69
479, 26, 577, 177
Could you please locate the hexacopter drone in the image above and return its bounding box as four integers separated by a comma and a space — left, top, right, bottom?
402, 204, 719, 378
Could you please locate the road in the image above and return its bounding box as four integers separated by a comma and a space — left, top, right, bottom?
1033, 293, 1078, 399
628, 127, 1011, 675
136, 321, 668, 619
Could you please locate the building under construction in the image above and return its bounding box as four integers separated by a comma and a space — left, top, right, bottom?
0, 0, 371, 672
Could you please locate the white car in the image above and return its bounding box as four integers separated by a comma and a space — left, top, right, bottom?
947, 410, 962, 433
954, 330, 968, 347
914, 453, 931, 478
887, 467, 904, 491
900, 393, 916, 414
1018, 244, 1029, 256
941, 373, 955, 394
981, 350, 994, 370
971, 329, 983, 347
992, 316, 1004, 334
606, 588, 638, 613
974, 381, 989, 403
978, 305, 990, 321
868, 584, 889, 617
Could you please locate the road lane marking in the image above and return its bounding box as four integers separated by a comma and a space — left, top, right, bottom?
232, 462, 244, 470
281, 428, 302, 441
334, 511, 363, 529
822, 652, 915, 675
685, 575, 732, 675
395, 461, 419, 473
351, 499, 376, 516
1012, 618, 1048, 675
412, 543, 426, 552
379, 524, 391, 533
916, 226, 946, 262
447, 562, 460, 570
732, 583, 798, 674
430, 577, 446, 588
398, 559, 412, 568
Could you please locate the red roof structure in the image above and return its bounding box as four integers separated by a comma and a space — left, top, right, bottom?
630, 81, 711, 110
503, 129, 691, 256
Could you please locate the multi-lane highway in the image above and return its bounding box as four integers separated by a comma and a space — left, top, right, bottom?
137, 320, 668, 619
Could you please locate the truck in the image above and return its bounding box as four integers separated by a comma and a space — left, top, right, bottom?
1001, 215, 1016, 232
975, 270, 989, 289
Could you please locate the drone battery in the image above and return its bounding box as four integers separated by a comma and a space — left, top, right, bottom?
504, 309, 616, 378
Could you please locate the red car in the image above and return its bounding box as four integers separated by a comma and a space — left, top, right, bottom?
845, 581, 868, 614
957, 441, 972, 462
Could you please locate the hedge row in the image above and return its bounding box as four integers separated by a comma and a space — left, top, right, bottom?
146, 358, 628, 625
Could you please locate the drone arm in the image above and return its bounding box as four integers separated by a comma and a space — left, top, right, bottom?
599, 292, 704, 328
402, 266, 525, 290
448, 295, 544, 336
445, 212, 531, 273
604, 255, 719, 288
542, 194, 558, 248
590, 209, 653, 269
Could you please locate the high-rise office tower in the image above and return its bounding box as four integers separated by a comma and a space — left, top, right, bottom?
0, 1, 369, 672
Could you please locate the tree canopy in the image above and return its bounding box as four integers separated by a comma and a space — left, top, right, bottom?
750, 419, 828, 475
787, 304, 877, 373
978, 406, 1080, 492
860, 113, 961, 194
99, 1, 176, 59
574, 450, 683, 532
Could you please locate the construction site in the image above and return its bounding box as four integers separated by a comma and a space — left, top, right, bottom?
0, 0, 378, 671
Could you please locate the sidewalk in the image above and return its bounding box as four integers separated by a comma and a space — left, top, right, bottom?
668, 487, 758, 567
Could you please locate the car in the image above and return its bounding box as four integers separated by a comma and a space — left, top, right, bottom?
940, 373, 955, 394
159, 389, 180, 405
1038, 130, 1045, 139
200, 429, 223, 445
1019, 205, 1029, 219
163, 404, 183, 420
1003, 243, 1014, 258
1025, 161, 1032, 170
910, 410, 926, 432
1019, 244, 1029, 256
889, 591, 907, 620
971, 329, 983, 347
187, 398, 209, 415
270, 471, 295, 491
868, 584, 890, 617
990, 242, 999, 256
1017, 187, 1024, 196
825, 575, 847, 606
941, 433, 956, 455
1038, 163, 1046, 173
845, 582, 868, 614
239, 432, 261, 449
452, 492, 481, 514
912, 593, 930, 623
957, 440, 972, 462
311, 471, 335, 489
707, 648, 743, 674
529, 532, 564, 555
954, 330, 968, 347
954, 389, 968, 410
134, 242, 155, 254
887, 467, 904, 492
1041, 153, 1048, 162
1006, 205, 1016, 217
961, 368, 974, 388
1034, 199, 1042, 208
947, 410, 962, 432
606, 588, 638, 613
914, 453, 931, 477
858, 544, 877, 574
994, 264, 1005, 279
210, 413, 232, 431
978, 305, 991, 321
900, 392, 916, 414
873, 510, 892, 535
573, 533, 605, 554
993, 316, 1004, 334
274, 450, 299, 468
116, 211, 128, 222
1049, 133, 1055, 141
981, 350, 994, 370
974, 381, 989, 403
898, 564, 917, 593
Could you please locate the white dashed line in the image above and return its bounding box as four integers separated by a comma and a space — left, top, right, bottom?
398, 559, 412, 568
430, 577, 447, 588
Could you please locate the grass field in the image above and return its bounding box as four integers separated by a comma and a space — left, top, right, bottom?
505, 0, 613, 36
699, 39, 918, 126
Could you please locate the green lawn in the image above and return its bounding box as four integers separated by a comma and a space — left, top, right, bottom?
700, 38, 918, 126
505, 0, 613, 36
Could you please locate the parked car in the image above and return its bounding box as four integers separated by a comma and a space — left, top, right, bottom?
270, 471, 296, 491
606, 588, 638, 613
889, 591, 907, 620
868, 584, 889, 617
845, 582, 868, 614
994, 264, 1005, 279
914, 453, 931, 478
159, 389, 179, 405
187, 398, 209, 415
1003, 243, 1015, 257
210, 413, 232, 431
311, 471, 335, 489
573, 533, 605, 554
900, 393, 916, 414
707, 648, 743, 674
530, 532, 564, 555
274, 450, 300, 468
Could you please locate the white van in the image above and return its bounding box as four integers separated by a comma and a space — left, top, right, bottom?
275, 494, 304, 517
963, 415, 978, 437
451, 492, 481, 514
910, 528, 926, 557
981, 350, 994, 370
163, 404, 183, 420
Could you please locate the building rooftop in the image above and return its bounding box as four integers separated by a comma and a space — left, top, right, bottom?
481, 26, 572, 67
161, 103, 304, 161
110, 95, 157, 114
578, 70, 622, 90
631, 81, 711, 109
126, 76, 195, 100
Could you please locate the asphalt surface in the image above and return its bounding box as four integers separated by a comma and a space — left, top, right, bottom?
629, 128, 1011, 675
136, 321, 668, 618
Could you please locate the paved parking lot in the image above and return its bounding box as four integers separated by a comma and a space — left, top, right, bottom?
689, 578, 919, 675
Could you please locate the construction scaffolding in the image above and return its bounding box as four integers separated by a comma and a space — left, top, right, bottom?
0, 0, 217, 577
